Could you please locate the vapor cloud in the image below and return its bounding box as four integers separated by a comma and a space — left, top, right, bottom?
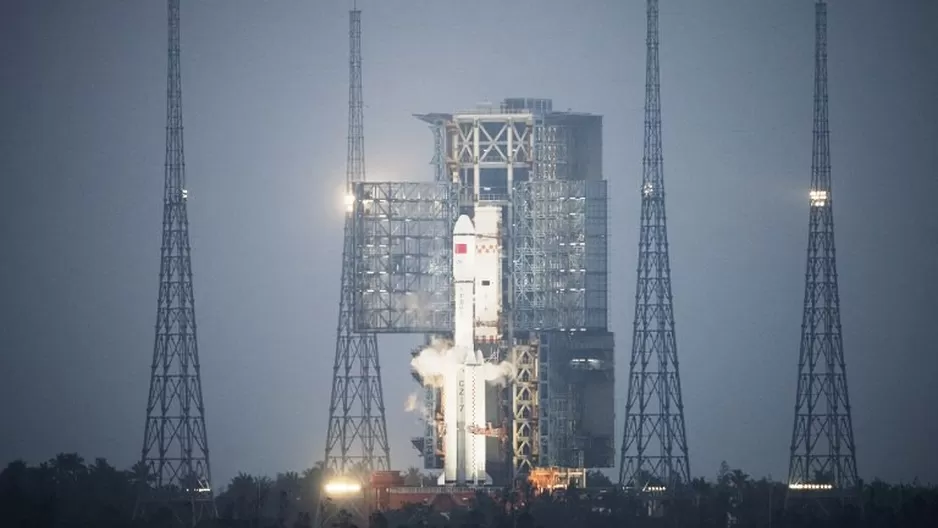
409, 336, 516, 389
409, 337, 460, 388
480, 361, 515, 387
405, 392, 420, 412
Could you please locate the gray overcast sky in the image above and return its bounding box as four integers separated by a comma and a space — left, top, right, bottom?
1, 0, 937, 488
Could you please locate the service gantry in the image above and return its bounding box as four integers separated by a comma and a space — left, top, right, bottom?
346, 96, 616, 487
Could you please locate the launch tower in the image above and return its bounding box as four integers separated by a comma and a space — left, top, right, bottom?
618, 0, 692, 496
786, 0, 860, 506
322, 5, 391, 481
318, 8, 392, 527
135, 0, 216, 524
347, 98, 615, 486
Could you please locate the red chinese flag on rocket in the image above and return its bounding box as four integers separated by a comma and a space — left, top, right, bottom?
455, 243, 467, 254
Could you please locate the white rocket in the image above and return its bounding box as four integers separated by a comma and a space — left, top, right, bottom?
439, 214, 491, 486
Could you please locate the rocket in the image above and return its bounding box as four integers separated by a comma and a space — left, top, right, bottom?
439, 214, 490, 486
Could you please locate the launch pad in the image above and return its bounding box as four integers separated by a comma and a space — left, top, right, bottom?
348, 98, 615, 486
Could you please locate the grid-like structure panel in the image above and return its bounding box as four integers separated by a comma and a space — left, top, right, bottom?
513, 180, 607, 331
537, 332, 571, 467
536, 331, 615, 469
537, 335, 552, 464
566, 332, 615, 468
584, 181, 608, 329
532, 121, 567, 181
513, 183, 548, 331
351, 182, 457, 333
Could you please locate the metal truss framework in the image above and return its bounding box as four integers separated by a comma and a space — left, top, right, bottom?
423, 387, 441, 466
511, 343, 539, 473
787, 0, 859, 501
429, 120, 447, 183
619, 0, 692, 493
414, 113, 450, 184
414, 116, 450, 470
513, 180, 608, 332
322, 8, 391, 501
350, 180, 457, 471
136, 0, 216, 524
447, 114, 534, 170
350, 181, 458, 333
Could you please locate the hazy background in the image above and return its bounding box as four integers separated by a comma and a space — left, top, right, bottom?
2, 0, 937, 488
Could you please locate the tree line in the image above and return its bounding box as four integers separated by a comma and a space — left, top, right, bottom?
0, 453, 935, 527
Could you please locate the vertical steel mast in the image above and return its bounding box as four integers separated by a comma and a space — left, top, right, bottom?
619, 0, 691, 493
136, 0, 216, 524
323, 5, 391, 481
787, 0, 859, 502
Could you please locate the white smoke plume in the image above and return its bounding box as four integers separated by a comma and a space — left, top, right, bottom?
409, 336, 516, 388
409, 337, 458, 388
405, 392, 420, 412
405, 391, 437, 423
481, 360, 516, 386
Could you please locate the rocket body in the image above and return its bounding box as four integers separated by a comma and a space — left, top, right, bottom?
440, 214, 491, 486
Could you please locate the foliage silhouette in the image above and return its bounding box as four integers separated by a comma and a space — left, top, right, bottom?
0, 454, 936, 527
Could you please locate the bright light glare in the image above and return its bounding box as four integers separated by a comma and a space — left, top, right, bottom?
788, 483, 834, 490
324, 479, 362, 496
344, 193, 355, 212
810, 189, 828, 207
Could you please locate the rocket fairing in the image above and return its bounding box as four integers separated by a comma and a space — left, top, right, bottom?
472, 206, 502, 344
439, 214, 491, 486
453, 215, 476, 354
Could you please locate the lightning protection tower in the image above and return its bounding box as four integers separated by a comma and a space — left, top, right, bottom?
619, 0, 692, 496
135, 0, 216, 525
787, 0, 859, 504
318, 6, 391, 526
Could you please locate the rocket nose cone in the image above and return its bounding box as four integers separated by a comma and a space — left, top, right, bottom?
454, 214, 475, 235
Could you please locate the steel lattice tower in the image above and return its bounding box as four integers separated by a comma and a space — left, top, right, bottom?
619, 0, 691, 493
135, 0, 216, 524
787, 0, 859, 499
323, 6, 391, 480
